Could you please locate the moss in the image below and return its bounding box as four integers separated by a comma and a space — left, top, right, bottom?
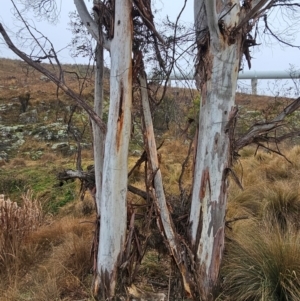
0, 164, 78, 214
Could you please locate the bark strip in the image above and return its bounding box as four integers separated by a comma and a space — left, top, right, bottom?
139, 74, 195, 298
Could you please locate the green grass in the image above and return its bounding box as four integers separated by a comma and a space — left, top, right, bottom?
0, 164, 78, 214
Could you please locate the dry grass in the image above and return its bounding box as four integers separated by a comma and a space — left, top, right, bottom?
0, 215, 95, 301
221, 221, 300, 301
2, 58, 300, 299
0, 191, 42, 289
222, 145, 300, 300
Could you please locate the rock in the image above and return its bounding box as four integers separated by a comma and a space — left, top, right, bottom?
40, 75, 50, 82
12, 139, 25, 149
51, 142, 69, 150
30, 150, 43, 160
51, 142, 76, 156
32, 123, 69, 141
131, 149, 142, 157
19, 109, 38, 124
0, 151, 8, 161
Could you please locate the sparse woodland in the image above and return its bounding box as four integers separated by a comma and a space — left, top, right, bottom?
1, 0, 300, 300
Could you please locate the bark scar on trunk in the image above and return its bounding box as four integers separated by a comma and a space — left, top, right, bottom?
116, 80, 124, 151
209, 226, 224, 282
200, 168, 211, 200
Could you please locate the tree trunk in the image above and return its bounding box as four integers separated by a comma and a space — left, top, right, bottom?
92, 10, 105, 217
140, 74, 194, 298
94, 0, 133, 299
190, 1, 242, 300
91, 43, 105, 294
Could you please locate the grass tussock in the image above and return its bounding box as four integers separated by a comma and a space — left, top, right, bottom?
223, 145, 300, 300
0, 191, 42, 280
221, 222, 300, 301
0, 215, 95, 301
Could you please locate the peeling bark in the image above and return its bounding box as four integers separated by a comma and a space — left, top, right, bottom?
140, 74, 195, 299
191, 1, 242, 300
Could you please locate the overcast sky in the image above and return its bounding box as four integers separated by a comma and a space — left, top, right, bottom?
0, 1, 299, 95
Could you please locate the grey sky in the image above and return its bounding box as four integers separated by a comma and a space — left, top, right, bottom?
0, 1, 299, 94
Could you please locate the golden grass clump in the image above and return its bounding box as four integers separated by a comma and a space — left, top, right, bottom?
221, 222, 300, 301
0, 191, 42, 249
24, 217, 94, 301
0, 191, 43, 291
0, 215, 95, 301
223, 145, 300, 300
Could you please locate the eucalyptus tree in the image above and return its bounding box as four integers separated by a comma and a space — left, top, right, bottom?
191, 1, 300, 299
1, 0, 300, 300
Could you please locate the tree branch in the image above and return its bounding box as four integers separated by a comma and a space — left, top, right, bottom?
263, 14, 300, 48
57, 168, 151, 201
204, 0, 220, 46
235, 97, 300, 150
74, 0, 110, 51
0, 22, 107, 134
234, 0, 272, 33
139, 73, 194, 298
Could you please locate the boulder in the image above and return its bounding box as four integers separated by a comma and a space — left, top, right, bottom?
19, 109, 38, 124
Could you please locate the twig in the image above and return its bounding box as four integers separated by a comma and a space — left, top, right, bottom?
225, 216, 248, 230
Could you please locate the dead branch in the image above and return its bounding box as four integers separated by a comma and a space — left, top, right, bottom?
255, 142, 292, 164
140, 73, 195, 298
235, 97, 300, 150
263, 14, 300, 49
128, 141, 164, 178
57, 168, 152, 202
178, 138, 193, 197
132, 0, 164, 44
234, 0, 271, 33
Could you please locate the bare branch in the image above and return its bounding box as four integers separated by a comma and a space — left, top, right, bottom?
132, 0, 165, 44
255, 142, 293, 163
57, 168, 151, 201
0, 22, 106, 134
272, 3, 300, 8
234, 0, 273, 33
225, 216, 248, 229
18, 0, 59, 24
11, 1, 53, 65
139, 73, 194, 298
73, 0, 110, 51
263, 14, 300, 48
235, 97, 300, 150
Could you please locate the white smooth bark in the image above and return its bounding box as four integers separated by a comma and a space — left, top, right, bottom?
191, 1, 241, 299
140, 75, 193, 298
92, 45, 104, 214
97, 0, 132, 297
204, 0, 219, 47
